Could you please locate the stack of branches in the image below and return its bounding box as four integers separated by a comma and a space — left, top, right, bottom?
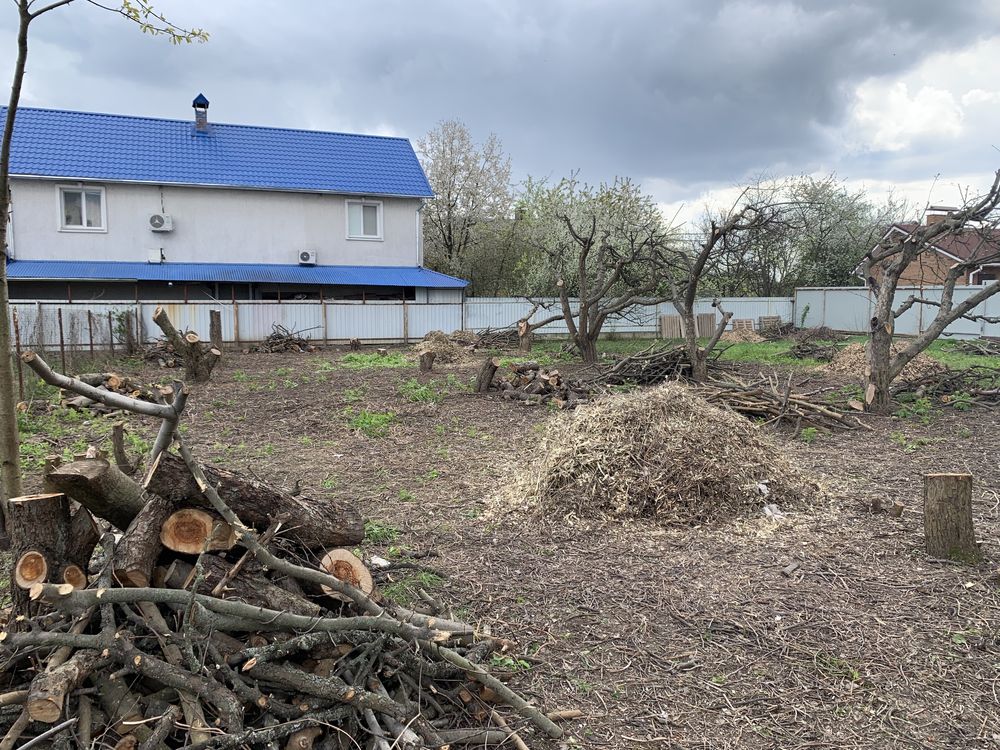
141, 337, 184, 369
1, 352, 564, 750
792, 326, 843, 343
789, 340, 842, 362
952, 339, 1000, 357
471, 327, 520, 350
62, 372, 164, 415
690, 374, 866, 429
484, 359, 590, 408
585, 344, 724, 387
760, 321, 795, 341
252, 324, 318, 354
891, 364, 1000, 406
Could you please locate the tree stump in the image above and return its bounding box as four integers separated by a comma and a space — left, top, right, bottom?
349, 338, 361, 351
209, 309, 224, 353
475, 357, 500, 393
376, 348, 388, 357
419, 352, 436, 372
152, 306, 221, 383
923, 473, 980, 561
517, 319, 533, 352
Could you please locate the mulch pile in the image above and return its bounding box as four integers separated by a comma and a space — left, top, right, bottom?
826, 342, 945, 380
413, 330, 467, 363
508, 383, 815, 525
721, 328, 765, 343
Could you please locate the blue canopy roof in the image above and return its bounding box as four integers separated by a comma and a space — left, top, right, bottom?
2, 106, 434, 198
7, 260, 467, 289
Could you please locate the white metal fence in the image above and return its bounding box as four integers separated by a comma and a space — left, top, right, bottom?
795, 287, 1000, 339
7, 296, 799, 351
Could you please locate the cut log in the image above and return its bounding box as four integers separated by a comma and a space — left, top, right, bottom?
165, 557, 322, 617
419, 352, 436, 372
46, 459, 146, 531
27, 649, 101, 723
114, 493, 177, 587
14, 551, 47, 589
924, 473, 980, 562
161, 509, 237, 555
475, 357, 501, 393
145, 452, 364, 550
318, 549, 373, 601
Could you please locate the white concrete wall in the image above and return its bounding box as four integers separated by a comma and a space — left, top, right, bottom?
9, 178, 422, 267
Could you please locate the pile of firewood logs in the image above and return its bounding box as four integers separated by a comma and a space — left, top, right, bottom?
478, 359, 589, 408
0, 352, 565, 750
61, 372, 163, 415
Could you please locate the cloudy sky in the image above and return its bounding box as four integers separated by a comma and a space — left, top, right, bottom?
3, 0, 1000, 225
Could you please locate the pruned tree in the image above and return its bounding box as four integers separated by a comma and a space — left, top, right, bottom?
416, 120, 515, 288
0, 1, 206, 543
667, 184, 800, 382
860, 171, 1000, 413
521, 176, 675, 363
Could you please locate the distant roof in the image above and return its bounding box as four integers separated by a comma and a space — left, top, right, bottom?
7, 260, 467, 289
2, 106, 434, 198
889, 222, 1000, 263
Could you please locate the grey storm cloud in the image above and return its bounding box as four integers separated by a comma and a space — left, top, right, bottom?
2, 0, 998, 198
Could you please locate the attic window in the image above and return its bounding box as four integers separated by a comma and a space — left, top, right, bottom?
346, 200, 382, 240
59, 186, 106, 231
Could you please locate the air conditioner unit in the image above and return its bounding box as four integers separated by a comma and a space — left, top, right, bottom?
148, 213, 173, 232
298, 250, 317, 265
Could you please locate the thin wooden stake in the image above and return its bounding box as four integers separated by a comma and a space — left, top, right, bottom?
87, 311, 94, 357
107, 312, 115, 356
12, 308, 23, 402
57, 308, 66, 374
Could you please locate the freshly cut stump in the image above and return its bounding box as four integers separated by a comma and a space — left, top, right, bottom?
319, 549, 374, 601
15, 551, 48, 589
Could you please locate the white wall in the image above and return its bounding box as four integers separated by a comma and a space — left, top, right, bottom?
10, 178, 422, 267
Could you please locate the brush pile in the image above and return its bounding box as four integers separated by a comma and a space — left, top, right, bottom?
252, 324, 318, 354
491, 361, 589, 408
511, 383, 814, 524
141, 337, 184, 368
413, 331, 466, 363
790, 340, 841, 361
471, 327, 520, 349
691, 376, 864, 429
586, 344, 719, 386
953, 339, 1000, 357
759, 319, 795, 340
892, 364, 1000, 406
0, 352, 563, 750
826, 343, 945, 380
792, 326, 843, 343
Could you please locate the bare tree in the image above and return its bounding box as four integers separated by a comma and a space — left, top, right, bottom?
416, 120, 513, 285
859, 171, 1000, 413
521, 176, 675, 363
666, 184, 799, 382
0, 1, 206, 543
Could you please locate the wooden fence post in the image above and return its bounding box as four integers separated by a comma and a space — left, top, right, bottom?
12, 308, 23, 401
57, 308, 66, 373
209, 309, 223, 352
924, 473, 980, 562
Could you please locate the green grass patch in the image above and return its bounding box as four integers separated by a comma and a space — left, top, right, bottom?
380, 571, 444, 605
924, 340, 1000, 370
717, 340, 822, 367
339, 352, 411, 369
364, 520, 401, 544
347, 409, 395, 437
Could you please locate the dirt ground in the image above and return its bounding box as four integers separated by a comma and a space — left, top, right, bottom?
19, 347, 1000, 749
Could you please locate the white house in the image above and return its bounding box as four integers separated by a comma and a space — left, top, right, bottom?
3, 95, 465, 303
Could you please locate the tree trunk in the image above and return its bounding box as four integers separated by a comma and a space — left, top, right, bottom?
152, 306, 220, 383
144, 452, 364, 550
209, 309, 223, 352
865, 328, 894, 414
475, 357, 500, 393
46, 459, 146, 531
923, 473, 980, 562
690, 352, 709, 383
577, 336, 598, 364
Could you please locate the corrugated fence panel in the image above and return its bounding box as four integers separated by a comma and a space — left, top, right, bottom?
406, 304, 463, 338
327, 303, 404, 341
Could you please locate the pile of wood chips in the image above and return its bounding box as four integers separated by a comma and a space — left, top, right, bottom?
0, 352, 565, 750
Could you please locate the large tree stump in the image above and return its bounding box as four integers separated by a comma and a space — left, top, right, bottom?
419, 352, 436, 372
46, 459, 146, 531
475, 357, 500, 393
924, 473, 980, 561
517, 319, 533, 352
152, 306, 221, 383
144, 452, 364, 550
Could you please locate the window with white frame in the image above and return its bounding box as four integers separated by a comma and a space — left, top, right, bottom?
59, 185, 106, 231
346, 200, 382, 240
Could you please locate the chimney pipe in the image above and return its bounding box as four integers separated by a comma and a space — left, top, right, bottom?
192, 93, 210, 133
925, 205, 958, 226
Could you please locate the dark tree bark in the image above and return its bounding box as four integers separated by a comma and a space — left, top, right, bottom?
923, 473, 980, 562
475, 357, 500, 393
144, 452, 364, 550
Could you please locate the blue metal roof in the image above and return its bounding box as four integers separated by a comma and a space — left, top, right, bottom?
2, 106, 434, 197
7, 260, 467, 289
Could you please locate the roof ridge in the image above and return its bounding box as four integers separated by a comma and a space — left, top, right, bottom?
2, 105, 414, 143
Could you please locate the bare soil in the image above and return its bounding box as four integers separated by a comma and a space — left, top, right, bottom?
20, 348, 1000, 749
